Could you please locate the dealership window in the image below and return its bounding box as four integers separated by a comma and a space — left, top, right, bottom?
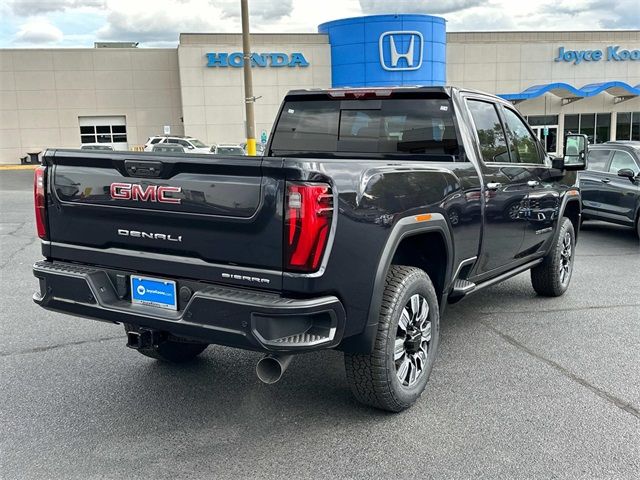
564, 114, 579, 140
79, 116, 127, 145
563, 113, 612, 146
616, 112, 640, 141
526, 115, 558, 126
580, 114, 595, 144
595, 113, 610, 144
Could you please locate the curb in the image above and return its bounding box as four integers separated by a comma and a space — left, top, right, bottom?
0, 165, 39, 171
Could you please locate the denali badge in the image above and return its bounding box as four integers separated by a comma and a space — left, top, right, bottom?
221, 272, 270, 284
110, 183, 182, 204
118, 229, 182, 242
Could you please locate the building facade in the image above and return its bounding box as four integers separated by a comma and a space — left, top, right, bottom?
0, 14, 638, 164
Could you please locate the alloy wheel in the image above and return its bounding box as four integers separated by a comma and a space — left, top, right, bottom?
559, 232, 573, 285
395, 294, 432, 387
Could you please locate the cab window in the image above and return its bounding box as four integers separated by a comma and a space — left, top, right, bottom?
501, 107, 543, 164
466, 100, 510, 163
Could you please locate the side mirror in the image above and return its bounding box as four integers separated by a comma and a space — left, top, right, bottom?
563, 134, 588, 171
187, 145, 195, 149
617, 168, 637, 180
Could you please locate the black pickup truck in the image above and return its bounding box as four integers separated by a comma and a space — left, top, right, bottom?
33, 87, 587, 412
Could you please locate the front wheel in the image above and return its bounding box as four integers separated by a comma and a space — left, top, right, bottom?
124, 325, 208, 363
531, 217, 576, 297
344, 266, 440, 412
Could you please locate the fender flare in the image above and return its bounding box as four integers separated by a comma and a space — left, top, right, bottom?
557, 190, 582, 241
342, 213, 454, 353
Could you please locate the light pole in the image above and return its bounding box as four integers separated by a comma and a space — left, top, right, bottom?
241, 0, 256, 156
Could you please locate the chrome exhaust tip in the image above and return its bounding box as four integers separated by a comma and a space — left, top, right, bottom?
256, 354, 293, 384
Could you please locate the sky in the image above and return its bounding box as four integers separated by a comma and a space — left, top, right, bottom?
0, 0, 638, 48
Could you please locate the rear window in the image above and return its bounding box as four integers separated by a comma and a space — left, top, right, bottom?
270, 97, 459, 158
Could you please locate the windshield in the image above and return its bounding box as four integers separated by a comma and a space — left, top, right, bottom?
188, 139, 207, 148
270, 97, 459, 158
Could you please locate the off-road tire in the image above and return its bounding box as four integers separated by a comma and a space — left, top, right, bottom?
344, 266, 440, 412
124, 325, 208, 363
531, 217, 576, 297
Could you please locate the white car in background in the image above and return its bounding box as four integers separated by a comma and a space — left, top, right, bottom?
210, 144, 246, 156
144, 136, 210, 153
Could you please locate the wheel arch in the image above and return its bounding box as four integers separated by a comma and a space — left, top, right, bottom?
340, 214, 454, 354
561, 195, 581, 242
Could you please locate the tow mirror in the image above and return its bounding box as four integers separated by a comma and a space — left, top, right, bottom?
617, 168, 637, 181
562, 134, 588, 171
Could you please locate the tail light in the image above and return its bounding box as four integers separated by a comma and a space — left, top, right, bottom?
285, 182, 333, 272
34, 166, 47, 239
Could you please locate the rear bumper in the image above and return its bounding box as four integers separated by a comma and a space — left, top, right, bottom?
33, 261, 346, 353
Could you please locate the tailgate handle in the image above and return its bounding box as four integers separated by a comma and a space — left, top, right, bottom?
124, 160, 163, 178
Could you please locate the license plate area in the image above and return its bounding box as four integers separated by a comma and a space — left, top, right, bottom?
130, 275, 177, 310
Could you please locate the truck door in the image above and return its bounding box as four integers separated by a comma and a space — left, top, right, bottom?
598, 149, 640, 224
466, 98, 529, 274
580, 148, 613, 219
499, 105, 558, 254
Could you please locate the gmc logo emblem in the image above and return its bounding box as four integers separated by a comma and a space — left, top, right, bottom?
110, 183, 182, 204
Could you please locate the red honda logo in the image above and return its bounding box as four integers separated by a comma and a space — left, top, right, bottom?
110, 183, 182, 204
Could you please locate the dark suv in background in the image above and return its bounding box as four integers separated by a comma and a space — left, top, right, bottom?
580, 141, 640, 237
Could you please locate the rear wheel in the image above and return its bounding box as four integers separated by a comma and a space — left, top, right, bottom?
344, 266, 439, 412
124, 325, 208, 363
531, 217, 575, 297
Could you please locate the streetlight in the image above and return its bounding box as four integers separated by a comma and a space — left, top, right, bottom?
241, 0, 256, 156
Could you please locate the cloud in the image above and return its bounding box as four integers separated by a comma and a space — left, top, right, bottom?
217, 0, 293, 21
8, 0, 105, 16
14, 18, 63, 43
358, 0, 484, 15
542, 0, 640, 30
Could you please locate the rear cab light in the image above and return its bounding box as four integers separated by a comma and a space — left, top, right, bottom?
34, 166, 47, 239
285, 182, 334, 272
327, 88, 393, 99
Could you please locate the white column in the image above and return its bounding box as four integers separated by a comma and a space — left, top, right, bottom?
610, 111, 617, 141
557, 112, 564, 157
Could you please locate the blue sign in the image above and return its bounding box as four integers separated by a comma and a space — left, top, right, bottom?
206, 52, 309, 68
554, 46, 640, 65
318, 14, 446, 88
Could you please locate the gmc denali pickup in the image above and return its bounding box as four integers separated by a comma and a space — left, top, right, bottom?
33, 87, 587, 412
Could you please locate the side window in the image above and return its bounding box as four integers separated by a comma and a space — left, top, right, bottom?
174, 139, 190, 147
502, 107, 543, 164
587, 149, 610, 172
150, 138, 162, 145
467, 100, 510, 163
609, 151, 639, 175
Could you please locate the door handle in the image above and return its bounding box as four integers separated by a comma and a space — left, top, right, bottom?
527, 180, 540, 187
601, 178, 611, 184
486, 182, 502, 191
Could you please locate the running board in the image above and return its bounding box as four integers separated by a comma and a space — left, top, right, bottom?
447, 258, 544, 303
451, 279, 476, 296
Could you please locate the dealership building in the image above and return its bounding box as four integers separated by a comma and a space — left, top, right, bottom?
0, 13, 639, 164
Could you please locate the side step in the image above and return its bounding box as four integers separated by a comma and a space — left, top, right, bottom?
451, 279, 476, 296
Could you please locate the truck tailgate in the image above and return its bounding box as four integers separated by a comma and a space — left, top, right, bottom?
44, 150, 283, 282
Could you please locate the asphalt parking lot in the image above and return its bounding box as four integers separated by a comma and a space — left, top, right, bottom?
1, 169, 638, 480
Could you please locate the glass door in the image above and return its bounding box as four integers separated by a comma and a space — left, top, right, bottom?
532, 125, 558, 156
